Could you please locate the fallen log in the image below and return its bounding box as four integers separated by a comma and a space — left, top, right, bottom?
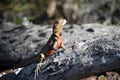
0, 23, 120, 80
33, 34, 120, 80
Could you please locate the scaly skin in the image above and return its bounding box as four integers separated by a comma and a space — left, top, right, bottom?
40, 18, 66, 57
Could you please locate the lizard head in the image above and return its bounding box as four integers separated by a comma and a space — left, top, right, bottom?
53, 18, 66, 36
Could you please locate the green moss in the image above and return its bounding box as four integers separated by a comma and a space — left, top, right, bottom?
15, 18, 23, 24
28, 15, 38, 21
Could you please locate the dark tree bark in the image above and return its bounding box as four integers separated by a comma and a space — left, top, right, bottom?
34, 34, 120, 80
0, 23, 120, 80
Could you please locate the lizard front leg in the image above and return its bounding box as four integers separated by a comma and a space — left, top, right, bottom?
34, 53, 45, 80
61, 43, 66, 50
53, 40, 60, 52
53, 37, 65, 53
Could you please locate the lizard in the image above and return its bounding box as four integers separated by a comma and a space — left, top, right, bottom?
34, 18, 66, 79
0, 18, 66, 78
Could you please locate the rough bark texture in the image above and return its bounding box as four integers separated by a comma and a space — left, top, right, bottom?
0, 22, 120, 80
31, 34, 120, 80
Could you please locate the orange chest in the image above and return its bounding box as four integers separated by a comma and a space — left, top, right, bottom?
46, 36, 63, 57
56, 36, 63, 48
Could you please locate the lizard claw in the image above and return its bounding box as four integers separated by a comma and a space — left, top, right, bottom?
34, 53, 45, 80
34, 63, 43, 80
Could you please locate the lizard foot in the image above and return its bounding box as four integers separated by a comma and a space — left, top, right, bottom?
34, 54, 45, 80
34, 62, 43, 80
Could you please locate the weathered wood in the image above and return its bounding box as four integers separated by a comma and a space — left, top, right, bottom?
0, 23, 120, 80
35, 34, 120, 80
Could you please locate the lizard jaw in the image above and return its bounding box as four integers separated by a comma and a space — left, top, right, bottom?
62, 19, 67, 26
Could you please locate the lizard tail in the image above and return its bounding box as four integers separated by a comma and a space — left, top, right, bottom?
13, 54, 43, 69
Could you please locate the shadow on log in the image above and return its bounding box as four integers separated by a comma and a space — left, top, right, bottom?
15, 34, 120, 80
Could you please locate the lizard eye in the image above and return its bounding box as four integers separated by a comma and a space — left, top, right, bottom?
55, 21, 59, 24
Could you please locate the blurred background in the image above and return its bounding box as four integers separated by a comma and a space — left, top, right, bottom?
0, 0, 120, 25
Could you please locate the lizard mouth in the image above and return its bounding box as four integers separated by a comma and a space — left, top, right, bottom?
62, 19, 67, 25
